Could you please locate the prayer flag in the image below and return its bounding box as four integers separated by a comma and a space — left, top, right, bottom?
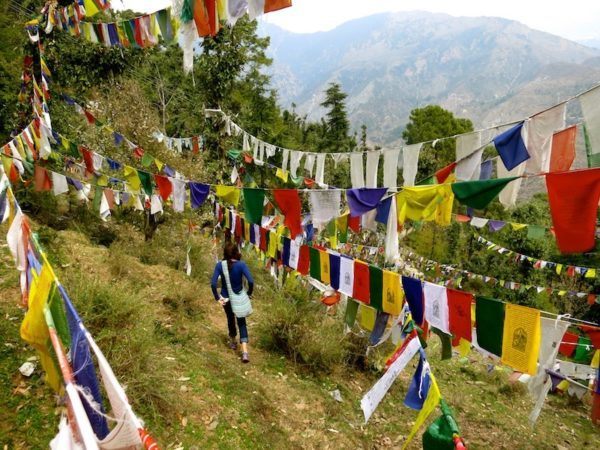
190, 182, 210, 209
33, 166, 52, 192
451, 177, 518, 209
309, 246, 321, 281
501, 304, 541, 375
339, 255, 354, 297
435, 162, 457, 184
402, 276, 424, 326
475, 296, 505, 357
382, 270, 403, 316
402, 373, 441, 450
405, 349, 432, 410
273, 189, 303, 238
329, 252, 341, 290
345, 298, 359, 328
319, 250, 331, 285
216, 185, 240, 206
369, 265, 383, 311
396, 185, 454, 226
546, 168, 600, 253
243, 188, 265, 225
353, 260, 370, 304
493, 122, 530, 171
137, 171, 153, 196
523, 104, 566, 173
346, 188, 387, 217
358, 304, 376, 331
550, 125, 577, 172
297, 245, 310, 275
447, 289, 472, 346
154, 174, 172, 201
423, 282, 450, 335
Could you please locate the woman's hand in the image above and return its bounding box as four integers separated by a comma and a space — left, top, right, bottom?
218, 296, 228, 306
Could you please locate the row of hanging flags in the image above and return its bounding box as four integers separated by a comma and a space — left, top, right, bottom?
213, 200, 600, 436
38, 1, 292, 72
0, 174, 159, 449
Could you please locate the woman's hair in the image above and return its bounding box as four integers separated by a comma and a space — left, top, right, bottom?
223, 241, 241, 268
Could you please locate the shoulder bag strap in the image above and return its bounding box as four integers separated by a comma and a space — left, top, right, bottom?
221, 260, 234, 296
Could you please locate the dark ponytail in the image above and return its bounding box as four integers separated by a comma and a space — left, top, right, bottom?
223, 241, 241, 269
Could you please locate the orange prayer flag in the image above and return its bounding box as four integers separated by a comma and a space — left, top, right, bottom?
264, 0, 293, 13
550, 125, 576, 172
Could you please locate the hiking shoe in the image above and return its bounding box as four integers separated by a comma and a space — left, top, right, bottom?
229, 339, 238, 351
241, 352, 249, 363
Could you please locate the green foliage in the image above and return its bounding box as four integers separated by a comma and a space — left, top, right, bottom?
402, 105, 473, 180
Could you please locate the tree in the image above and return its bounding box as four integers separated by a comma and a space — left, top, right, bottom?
402, 105, 473, 180
320, 82, 352, 152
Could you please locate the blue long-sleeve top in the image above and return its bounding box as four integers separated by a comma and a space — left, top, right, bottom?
211, 260, 254, 301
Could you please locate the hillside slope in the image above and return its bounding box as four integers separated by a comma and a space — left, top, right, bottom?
1, 216, 599, 449
261, 11, 600, 142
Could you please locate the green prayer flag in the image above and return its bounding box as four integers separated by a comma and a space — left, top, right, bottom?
309, 247, 321, 281
48, 285, 71, 348
417, 176, 435, 185
291, 175, 305, 186
141, 153, 155, 168
431, 327, 453, 360
137, 171, 154, 196
69, 142, 80, 157
368, 265, 383, 311
451, 177, 518, 210
574, 336, 594, 364
92, 186, 103, 211
228, 149, 243, 160
422, 399, 461, 450
526, 225, 545, 240
475, 296, 505, 357
122, 21, 137, 47
156, 9, 173, 42
243, 188, 265, 225
345, 298, 359, 327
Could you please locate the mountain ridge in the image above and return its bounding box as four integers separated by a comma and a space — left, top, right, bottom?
259, 11, 600, 144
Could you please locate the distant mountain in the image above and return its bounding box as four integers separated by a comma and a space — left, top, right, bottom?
259, 12, 600, 144
579, 38, 600, 49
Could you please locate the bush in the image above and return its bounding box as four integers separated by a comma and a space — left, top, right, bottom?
256, 276, 350, 375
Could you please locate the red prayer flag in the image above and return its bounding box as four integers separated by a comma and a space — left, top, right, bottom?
348, 215, 360, 233
259, 227, 268, 252
33, 166, 51, 192
550, 125, 576, 172
133, 147, 145, 159
297, 245, 310, 275
304, 178, 315, 188
192, 136, 200, 154
154, 175, 173, 201
193, 0, 211, 36
447, 288, 473, 346
352, 260, 370, 304
273, 189, 303, 238
104, 189, 115, 210
546, 168, 600, 253
243, 153, 253, 164
435, 162, 457, 183
559, 331, 579, 357
580, 325, 600, 350
84, 110, 95, 125
264, 0, 292, 13
81, 148, 95, 174
455, 214, 471, 223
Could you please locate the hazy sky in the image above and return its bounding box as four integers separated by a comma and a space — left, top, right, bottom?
113, 0, 600, 41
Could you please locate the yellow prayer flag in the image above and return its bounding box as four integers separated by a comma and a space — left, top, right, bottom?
319, 250, 330, 285
396, 184, 454, 226
591, 350, 599, 369
501, 304, 541, 375
358, 304, 376, 331
96, 174, 109, 187
585, 268, 596, 279
382, 270, 403, 315
124, 166, 141, 192
20, 265, 62, 392
457, 337, 471, 357
402, 374, 441, 450
267, 231, 278, 258
276, 168, 289, 182
154, 159, 164, 171
216, 185, 240, 206
510, 223, 527, 231
244, 221, 250, 241
83, 0, 100, 17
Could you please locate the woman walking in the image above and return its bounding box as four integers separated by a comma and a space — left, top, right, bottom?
211, 241, 254, 363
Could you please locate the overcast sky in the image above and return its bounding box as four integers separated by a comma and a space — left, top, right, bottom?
113, 0, 600, 41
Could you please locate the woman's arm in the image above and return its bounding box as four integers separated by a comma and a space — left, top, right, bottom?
210, 263, 222, 300
242, 263, 254, 297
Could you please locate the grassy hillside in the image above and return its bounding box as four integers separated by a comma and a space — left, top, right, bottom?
1, 211, 599, 449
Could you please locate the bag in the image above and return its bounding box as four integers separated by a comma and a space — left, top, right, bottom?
221, 261, 253, 318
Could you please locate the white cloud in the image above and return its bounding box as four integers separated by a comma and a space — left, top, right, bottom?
114, 0, 600, 41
